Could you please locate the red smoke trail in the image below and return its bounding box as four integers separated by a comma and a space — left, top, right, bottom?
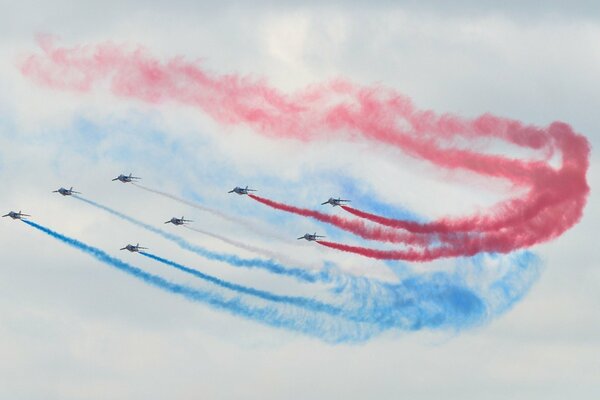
321, 192, 587, 261
339, 122, 589, 236
248, 194, 429, 246
20, 38, 591, 260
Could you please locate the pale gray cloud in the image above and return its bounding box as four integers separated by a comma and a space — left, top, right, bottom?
1, 2, 599, 399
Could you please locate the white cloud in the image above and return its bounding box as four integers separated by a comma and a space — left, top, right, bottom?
1, 2, 599, 399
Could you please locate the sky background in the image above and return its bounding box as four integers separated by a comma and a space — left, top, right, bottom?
1, 1, 599, 399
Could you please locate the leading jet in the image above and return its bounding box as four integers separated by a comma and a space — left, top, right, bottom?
228, 186, 257, 195
297, 232, 325, 241
52, 187, 81, 196
164, 216, 193, 226
2, 211, 30, 220
321, 197, 351, 207
120, 243, 148, 252
112, 173, 141, 183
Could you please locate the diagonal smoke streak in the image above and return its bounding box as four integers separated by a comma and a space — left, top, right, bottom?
23, 219, 535, 340
21, 219, 376, 343
183, 225, 313, 270
132, 182, 238, 223
13, 40, 555, 340
132, 183, 290, 242
248, 194, 430, 246
138, 250, 506, 332
21, 40, 590, 261
73, 195, 323, 283
140, 251, 374, 324
72, 195, 540, 323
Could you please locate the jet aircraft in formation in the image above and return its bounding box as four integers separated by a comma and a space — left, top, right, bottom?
228, 186, 256, 195
164, 216, 193, 226
11, 177, 346, 246
2, 211, 30, 220
52, 187, 81, 196
321, 197, 351, 207
112, 173, 141, 183
120, 243, 148, 252
297, 232, 325, 241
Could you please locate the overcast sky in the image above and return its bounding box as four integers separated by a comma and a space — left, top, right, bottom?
1, 2, 599, 399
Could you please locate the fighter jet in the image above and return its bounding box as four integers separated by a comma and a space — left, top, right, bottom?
2, 211, 30, 220
228, 186, 257, 195
297, 232, 325, 241
164, 216, 193, 226
52, 187, 81, 196
112, 173, 141, 183
120, 243, 148, 252
321, 197, 351, 207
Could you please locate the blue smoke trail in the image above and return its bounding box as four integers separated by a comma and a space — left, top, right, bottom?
140, 251, 353, 320
74, 196, 324, 283
139, 251, 493, 329
21, 219, 375, 343
455, 251, 542, 316
73, 197, 541, 329
20, 217, 487, 333
21, 219, 541, 340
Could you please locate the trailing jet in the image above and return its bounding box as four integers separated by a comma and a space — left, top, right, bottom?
164, 216, 193, 226
52, 187, 81, 196
120, 243, 147, 252
297, 232, 325, 241
228, 186, 256, 195
2, 211, 30, 220
321, 197, 351, 207
112, 173, 141, 183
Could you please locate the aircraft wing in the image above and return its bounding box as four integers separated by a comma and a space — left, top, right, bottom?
164, 221, 172, 224
119, 247, 127, 250
297, 236, 305, 240
2, 214, 9, 217
321, 201, 329, 205
112, 177, 119, 181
